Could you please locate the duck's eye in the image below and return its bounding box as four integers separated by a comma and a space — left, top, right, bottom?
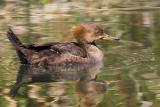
95, 30, 100, 34
96, 29, 103, 34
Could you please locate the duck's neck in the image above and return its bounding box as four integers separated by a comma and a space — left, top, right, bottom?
80, 42, 104, 63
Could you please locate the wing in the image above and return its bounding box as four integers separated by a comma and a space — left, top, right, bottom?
24, 42, 87, 58
50, 42, 87, 58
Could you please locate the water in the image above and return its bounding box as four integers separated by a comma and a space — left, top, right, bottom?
0, 0, 160, 107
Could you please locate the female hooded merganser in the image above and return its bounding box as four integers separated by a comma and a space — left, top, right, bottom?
6, 24, 119, 66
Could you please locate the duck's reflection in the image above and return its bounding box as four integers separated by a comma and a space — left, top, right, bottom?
10, 63, 107, 107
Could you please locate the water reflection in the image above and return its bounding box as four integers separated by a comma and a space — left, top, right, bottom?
10, 63, 107, 107
0, 0, 160, 107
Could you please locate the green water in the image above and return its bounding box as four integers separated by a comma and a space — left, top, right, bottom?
0, 0, 160, 107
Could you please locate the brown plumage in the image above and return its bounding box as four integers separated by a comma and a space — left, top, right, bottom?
6, 24, 119, 66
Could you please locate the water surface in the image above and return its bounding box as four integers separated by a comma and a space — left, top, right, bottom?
0, 0, 160, 107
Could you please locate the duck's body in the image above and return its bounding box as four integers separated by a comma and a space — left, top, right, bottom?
16, 42, 103, 65
6, 24, 119, 66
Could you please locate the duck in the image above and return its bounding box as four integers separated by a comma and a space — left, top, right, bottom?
6, 23, 119, 66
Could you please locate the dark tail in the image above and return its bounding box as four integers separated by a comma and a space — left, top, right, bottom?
6, 28, 23, 48
7, 28, 29, 64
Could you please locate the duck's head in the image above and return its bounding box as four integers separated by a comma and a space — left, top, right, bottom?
72, 23, 120, 44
